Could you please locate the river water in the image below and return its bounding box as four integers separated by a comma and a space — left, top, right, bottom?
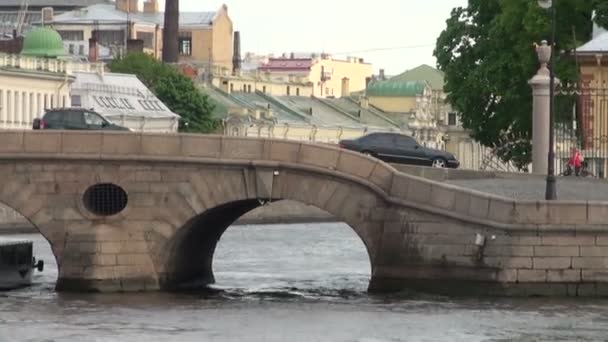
1, 223, 608, 341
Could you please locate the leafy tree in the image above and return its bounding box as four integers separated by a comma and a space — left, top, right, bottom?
109, 53, 218, 133
434, 0, 602, 169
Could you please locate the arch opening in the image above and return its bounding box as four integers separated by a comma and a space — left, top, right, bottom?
160, 199, 373, 293
0, 202, 58, 291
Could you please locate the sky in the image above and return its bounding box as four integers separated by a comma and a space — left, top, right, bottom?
158, 0, 468, 75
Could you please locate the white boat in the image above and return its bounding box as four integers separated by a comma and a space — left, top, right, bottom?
0, 239, 44, 290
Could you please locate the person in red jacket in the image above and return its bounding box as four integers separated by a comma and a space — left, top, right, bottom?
568, 147, 583, 176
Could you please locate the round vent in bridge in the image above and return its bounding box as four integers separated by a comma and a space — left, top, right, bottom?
83, 183, 128, 216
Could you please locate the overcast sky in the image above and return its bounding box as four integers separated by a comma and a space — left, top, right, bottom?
158, 0, 468, 74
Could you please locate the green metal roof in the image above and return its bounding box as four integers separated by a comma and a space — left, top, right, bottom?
21, 27, 64, 58
390, 64, 445, 91
366, 80, 427, 97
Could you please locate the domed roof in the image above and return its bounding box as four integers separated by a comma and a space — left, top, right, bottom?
366, 80, 427, 97
21, 27, 65, 58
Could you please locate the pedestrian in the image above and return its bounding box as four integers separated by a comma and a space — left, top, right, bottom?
568, 147, 583, 176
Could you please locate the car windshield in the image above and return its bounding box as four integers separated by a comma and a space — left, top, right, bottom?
84, 112, 108, 126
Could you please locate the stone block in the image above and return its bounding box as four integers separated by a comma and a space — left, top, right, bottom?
547, 269, 581, 282
517, 269, 547, 282
180, 135, 221, 158
547, 202, 588, 225
102, 133, 141, 155
92, 254, 117, 266
0, 131, 23, 152
298, 144, 339, 169
406, 179, 431, 204
161, 171, 192, 182
419, 244, 467, 259
571, 257, 608, 269
124, 183, 151, 193
532, 257, 571, 269
515, 202, 547, 224
117, 254, 151, 266
580, 246, 608, 257
268, 140, 300, 163
62, 132, 102, 154
135, 171, 161, 182
368, 163, 393, 193
29, 172, 54, 183
488, 198, 516, 223
221, 138, 264, 160
483, 257, 532, 269
429, 185, 456, 211
582, 270, 608, 282
452, 190, 472, 217
518, 236, 542, 245
594, 237, 608, 246
496, 269, 518, 282
415, 222, 475, 236
24, 131, 61, 153
534, 246, 579, 257
140, 134, 181, 156
469, 194, 489, 219
541, 235, 595, 246
337, 151, 376, 179
414, 233, 475, 245
587, 202, 608, 225
53, 207, 82, 221
390, 173, 409, 198
484, 245, 534, 257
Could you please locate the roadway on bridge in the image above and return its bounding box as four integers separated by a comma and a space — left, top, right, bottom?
447, 177, 608, 201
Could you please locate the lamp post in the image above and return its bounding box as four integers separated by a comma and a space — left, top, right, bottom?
538, 0, 557, 200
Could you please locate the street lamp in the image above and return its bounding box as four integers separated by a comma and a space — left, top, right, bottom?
538, 0, 557, 200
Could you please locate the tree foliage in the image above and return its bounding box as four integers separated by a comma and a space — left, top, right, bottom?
434, 0, 607, 169
109, 53, 217, 133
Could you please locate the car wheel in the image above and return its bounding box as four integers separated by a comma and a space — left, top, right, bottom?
432, 158, 447, 168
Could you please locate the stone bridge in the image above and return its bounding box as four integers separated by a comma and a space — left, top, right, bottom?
2, 130, 608, 296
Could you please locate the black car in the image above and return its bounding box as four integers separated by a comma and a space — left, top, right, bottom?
339, 132, 459, 168
32, 108, 130, 131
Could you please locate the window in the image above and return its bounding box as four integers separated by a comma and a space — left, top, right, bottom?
66, 111, 84, 126
448, 112, 457, 126
120, 98, 135, 110
179, 37, 192, 56
286, 86, 291, 96
137, 31, 155, 49
396, 135, 417, 148
296, 88, 300, 96
43, 111, 62, 123
57, 30, 84, 41
361, 133, 395, 145
262, 86, 266, 93
84, 112, 105, 126
71, 95, 82, 107
78, 45, 84, 56
68, 44, 74, 54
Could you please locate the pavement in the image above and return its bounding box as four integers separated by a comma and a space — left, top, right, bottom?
448, 177, 608, 201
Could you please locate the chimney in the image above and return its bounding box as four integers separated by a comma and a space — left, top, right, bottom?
232, 31, 241, 75
365, 77, 372, 89
341, 77, 350, 98
89, 37, 98, 62
129, 0, 139, 13
115, 0, 127, 12
41, 7, 54, 25
290, 52, 295, 59
379, 69, 386, 80
143, 0, 159, 13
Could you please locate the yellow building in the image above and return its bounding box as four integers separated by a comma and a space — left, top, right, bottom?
45, 0, 233, 71
212, 72, 314, 97
258, 54, 373, 98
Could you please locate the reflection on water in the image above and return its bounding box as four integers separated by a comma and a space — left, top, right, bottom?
1, 223, 608, 342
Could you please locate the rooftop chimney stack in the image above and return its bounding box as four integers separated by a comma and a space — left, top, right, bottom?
143, 0, 159, 13
379, 69, 386, 80
232, 31, 242, 75
41, 7, 54, 25
89, 36, 98, 63
129, 0, 139, 13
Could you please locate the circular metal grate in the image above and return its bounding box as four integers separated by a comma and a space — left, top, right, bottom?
83, 183, 128, 216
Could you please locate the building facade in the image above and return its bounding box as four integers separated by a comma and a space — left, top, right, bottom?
0, 27, 105, 129
258, 54, 373, 98
43, 0, 233, 71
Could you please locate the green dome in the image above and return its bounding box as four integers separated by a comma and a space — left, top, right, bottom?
366, 80, 427, 97
21, 27, 65, 58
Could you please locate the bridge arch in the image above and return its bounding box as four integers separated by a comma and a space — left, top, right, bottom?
157, 169, 386, 291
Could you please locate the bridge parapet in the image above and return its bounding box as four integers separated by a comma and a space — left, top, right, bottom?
0, 130, 603, 230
